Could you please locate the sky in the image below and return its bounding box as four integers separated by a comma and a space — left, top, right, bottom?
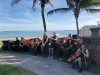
0, 0, 100, 31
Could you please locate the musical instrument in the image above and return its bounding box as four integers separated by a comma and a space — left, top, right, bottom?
55, 39, 64, 50
49, 36, 64, 50
67, 51, 81, 63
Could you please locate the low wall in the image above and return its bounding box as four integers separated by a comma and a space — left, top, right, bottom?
88, 45, 100, 65
82, 37, 100, 65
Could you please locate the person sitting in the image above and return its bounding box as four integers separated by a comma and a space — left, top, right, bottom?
48, 32, 57, 60
65, 34, 72, 42
19, 37, 26, 52
12, 37, 19, 52
60, 39, 74, 61
72, 44, 89, 73
34, 38, 40, 55
41, 32, 48, 54
29, 39, 34, 48
62, 37, 67, 48
28, 39, 35, 54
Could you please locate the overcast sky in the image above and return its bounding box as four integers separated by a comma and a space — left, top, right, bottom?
0, 0, 100, 31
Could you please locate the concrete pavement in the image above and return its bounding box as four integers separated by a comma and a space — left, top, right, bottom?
0, 52, 97, 75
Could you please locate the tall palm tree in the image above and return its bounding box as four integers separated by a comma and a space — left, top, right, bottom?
11, 0, 53, 32
47, 0, 100, 38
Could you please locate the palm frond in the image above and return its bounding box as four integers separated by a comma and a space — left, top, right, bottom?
11, 0, 21, 6
32, 0, 38, 10
86, 9, 100, 14
79, 0, 100, 9
66, 0, 75, 8
48, 0, 53, 7
78, 0, 90, 8
47, 8, 70, 16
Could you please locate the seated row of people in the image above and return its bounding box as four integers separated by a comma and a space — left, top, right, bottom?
12, 37, 41, 53
29, 38, 41, 55
11, 32, 89, 73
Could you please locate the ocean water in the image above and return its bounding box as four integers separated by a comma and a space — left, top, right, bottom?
0, 31, 77, 39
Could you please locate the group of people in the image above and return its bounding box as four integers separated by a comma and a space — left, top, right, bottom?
12, 37, 25, 52
12, 32, 89, 73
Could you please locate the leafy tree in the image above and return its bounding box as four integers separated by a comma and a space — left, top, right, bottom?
11, 0, 53, 32
47, 0, 100, 38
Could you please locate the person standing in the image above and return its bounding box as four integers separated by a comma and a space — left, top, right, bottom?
41, 32, 48, 54
48, 32, 57, 60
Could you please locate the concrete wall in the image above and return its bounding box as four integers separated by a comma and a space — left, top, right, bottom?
79, 29, 91, 37
90, 28, 100, 37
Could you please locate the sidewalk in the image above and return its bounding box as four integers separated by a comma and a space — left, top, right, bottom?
0, 52, 97, 75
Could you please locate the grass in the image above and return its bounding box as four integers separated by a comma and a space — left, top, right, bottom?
0, 63, 37, 75
0, 41, 3, 47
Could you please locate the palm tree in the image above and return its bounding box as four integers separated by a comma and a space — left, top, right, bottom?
47, 0, 100, 38
11, 0, 53, 32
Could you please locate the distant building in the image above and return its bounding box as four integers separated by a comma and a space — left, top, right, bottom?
80, 20, 100, 37
82, 25, 97, 29
97, 20, 100, 27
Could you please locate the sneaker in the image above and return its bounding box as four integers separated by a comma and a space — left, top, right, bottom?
72, 64, 75, 69
47, 56, 51, 59
50, 56, 53, 60
79, 68, 82, 73
65, 63, 67, 64
59, 58, 63, 60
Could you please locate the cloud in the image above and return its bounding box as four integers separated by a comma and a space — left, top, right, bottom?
0, 21, 76, 31
0, 23, 44, 31
25, 9, 33, 19
4, 16, 38, 24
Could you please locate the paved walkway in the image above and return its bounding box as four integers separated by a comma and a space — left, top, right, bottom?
0, 52, 97, 75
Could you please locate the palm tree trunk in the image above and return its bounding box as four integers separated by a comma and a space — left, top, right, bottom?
41, 7, 47, 32
75, 17, 79, 38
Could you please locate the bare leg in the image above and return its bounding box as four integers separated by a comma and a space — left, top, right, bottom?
77, 57, 82, 68
48, 48, 51, 59
74, 58, 78, 64
51, 48, 54, 56
41, 45, 44, 54
50, 48, 54, 59
49, 48, 51, 56
77, 57, 82, 73
72, 58, 78, 69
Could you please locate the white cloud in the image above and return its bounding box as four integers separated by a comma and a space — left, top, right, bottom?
4, 16, 36, 24
0, 23, 43, 31
25, 9, 33, 19
45, 21, 76, 30
0, 21, 76, 31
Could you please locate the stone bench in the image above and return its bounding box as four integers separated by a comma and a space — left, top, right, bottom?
88, 45, 100, 66
1, 40, 8, 50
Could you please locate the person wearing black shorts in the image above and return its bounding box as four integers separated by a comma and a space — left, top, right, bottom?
48, 32, 57, 60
